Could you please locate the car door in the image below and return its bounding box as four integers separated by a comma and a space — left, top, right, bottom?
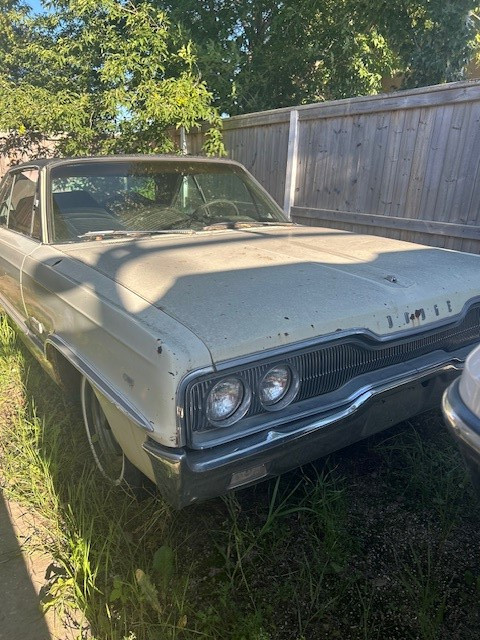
0, 166, 42, 327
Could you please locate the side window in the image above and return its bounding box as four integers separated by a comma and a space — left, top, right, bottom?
8, 169, 41, 239
0, 174, 14, 225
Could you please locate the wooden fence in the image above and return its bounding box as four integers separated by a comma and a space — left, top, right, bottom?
185, 80, 480, 253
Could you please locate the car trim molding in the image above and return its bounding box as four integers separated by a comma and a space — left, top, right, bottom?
45, 334, 154, 433
0, 291, 43, 351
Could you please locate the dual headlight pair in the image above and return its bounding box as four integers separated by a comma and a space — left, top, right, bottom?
206, 364, 299, 427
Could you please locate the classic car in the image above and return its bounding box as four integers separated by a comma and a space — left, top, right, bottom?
1, 154, 480, 508
443, 343, 480, 491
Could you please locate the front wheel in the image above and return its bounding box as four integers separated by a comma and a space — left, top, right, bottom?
80, 377, 146, 491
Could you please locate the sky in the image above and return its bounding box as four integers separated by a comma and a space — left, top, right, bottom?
27, 0, 46, 14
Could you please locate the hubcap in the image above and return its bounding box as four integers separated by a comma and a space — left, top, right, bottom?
82, 379, 124, 483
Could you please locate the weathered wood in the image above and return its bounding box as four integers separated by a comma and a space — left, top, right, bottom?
402, 107, 435, 221
222, 121, 289, 205
436, 103, 468, 223
390, 108, 420, 219
448, 104, 480, 223
295, 214, 480, 253
292, 206, 480, 241
216, 80, 480, 130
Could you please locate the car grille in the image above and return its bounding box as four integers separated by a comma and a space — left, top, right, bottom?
186, 304, 480, 433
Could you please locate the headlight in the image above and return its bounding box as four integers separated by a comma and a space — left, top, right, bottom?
259, 365, 298, 410
206, 377, 251, 426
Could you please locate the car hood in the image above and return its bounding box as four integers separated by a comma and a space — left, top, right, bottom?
58, 226, 480, 363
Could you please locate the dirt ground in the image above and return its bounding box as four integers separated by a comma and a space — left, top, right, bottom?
0, 493, 85, 640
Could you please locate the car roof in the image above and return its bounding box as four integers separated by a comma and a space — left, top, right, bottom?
11, 154, 240, 171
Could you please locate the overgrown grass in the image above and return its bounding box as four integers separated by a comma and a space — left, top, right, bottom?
1, 316, 480, 639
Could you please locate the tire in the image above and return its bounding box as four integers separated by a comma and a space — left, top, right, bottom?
80, 376, 148, 493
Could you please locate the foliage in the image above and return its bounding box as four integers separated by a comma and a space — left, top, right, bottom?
359, 0, 478, 90
0, 0, 225, 157
157, 0, 479, 115
1, 0, 477, 150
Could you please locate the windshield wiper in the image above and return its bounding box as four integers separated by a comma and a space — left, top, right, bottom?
202, 221, 294, 231
78, 229, 196, 240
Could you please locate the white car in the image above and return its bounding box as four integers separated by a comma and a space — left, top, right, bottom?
1, 154, 480, 508
443, 344, 480, 490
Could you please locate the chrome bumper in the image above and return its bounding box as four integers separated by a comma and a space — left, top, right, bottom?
442, 378, 480, 490
145, 357, 465, 508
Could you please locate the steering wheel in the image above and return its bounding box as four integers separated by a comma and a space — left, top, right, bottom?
191, 199, 240, 219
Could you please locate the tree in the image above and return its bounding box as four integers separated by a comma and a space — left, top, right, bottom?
358, 0, 477, 89
158, 0, 478, 116
0, 0, 225, 157
1, 0, 477, 155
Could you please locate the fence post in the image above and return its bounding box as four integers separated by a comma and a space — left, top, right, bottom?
283, 109, 299, 219
179, 126, 188, 155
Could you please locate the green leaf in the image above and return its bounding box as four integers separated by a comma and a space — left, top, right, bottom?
152, 545, 174, 589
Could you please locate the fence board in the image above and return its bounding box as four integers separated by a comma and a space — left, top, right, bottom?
292, 205, 480, 240
217, 81, 480, 129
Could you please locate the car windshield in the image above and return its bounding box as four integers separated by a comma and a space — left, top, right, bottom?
49, 159, 288, 242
